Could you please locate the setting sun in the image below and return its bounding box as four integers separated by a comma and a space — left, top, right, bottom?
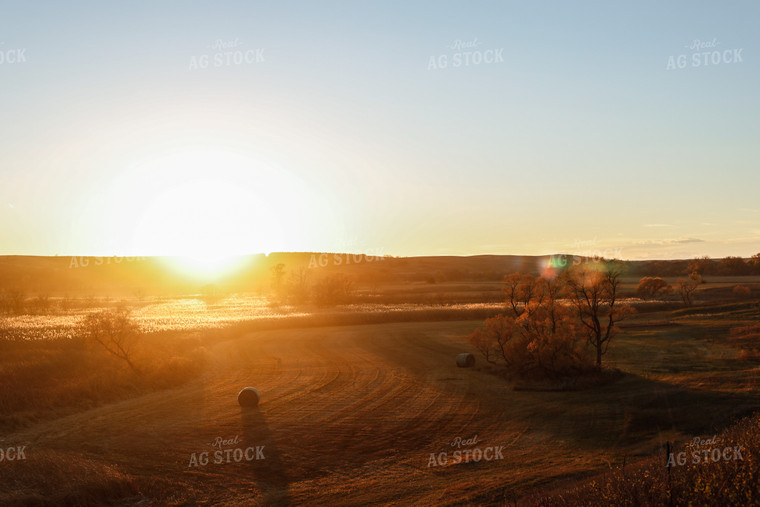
164, 254, 251, 281
109, 148, 314, 262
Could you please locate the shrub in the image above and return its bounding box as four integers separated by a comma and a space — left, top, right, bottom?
636, 277, 673, 300
0, 289, 26, 315
733, 285, 752, 298
729, 323, 760, 360
312, 274, 354, 307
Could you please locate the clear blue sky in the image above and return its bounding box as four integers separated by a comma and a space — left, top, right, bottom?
1, 1, 758, 259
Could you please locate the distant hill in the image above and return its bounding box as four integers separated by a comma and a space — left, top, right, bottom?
0, 253, 732, 296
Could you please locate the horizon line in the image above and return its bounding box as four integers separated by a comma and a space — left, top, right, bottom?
0, 251, 755, 263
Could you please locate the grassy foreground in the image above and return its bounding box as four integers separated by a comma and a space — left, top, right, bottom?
0, 297, 759, 505
528, 410, 759, 506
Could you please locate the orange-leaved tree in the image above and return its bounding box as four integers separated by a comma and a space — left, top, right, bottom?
469, 274, 592, 379
635, 276, 673, 300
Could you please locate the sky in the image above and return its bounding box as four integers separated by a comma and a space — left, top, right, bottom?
0, 1, 758, 260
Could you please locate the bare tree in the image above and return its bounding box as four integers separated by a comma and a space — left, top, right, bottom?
79, 308, 141, 374
677, 276, 700, 306
503, 273, 536, 316
565, 262, 634, 368
468, 313, 518, 367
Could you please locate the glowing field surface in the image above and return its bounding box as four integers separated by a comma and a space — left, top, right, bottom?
0, 297, 510, 338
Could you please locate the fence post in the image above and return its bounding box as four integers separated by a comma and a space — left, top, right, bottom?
666, 441, 673, 507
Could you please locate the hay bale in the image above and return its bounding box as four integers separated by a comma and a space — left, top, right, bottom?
456, 353, 475, 368
237, 387, 260, 407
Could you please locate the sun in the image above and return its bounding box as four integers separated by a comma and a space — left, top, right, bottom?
139, 176, 273, 257
114, 147, 313, 278
168, 253, 251, 280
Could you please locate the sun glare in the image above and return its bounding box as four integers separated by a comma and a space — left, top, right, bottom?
167, 254, 251, 280
104, 147, 317, 278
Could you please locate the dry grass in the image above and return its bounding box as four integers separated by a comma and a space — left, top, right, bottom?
0, 284, 758, 504
729, 323, 760, 360
0, 332, 208, 432
527, 411, 760, 506
0, 449, 139, 506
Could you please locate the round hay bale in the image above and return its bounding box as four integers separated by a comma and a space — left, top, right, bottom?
456, 353, 475, 368
237, 387, 260, 407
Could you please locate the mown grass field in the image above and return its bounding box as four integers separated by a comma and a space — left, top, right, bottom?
1, 292, 759, 505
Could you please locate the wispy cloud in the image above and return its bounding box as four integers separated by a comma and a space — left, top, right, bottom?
643, 223, 672, 228
671, 238, 705, 244
632, 237, 705, 246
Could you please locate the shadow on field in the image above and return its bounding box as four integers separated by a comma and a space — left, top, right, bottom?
536, 373, 760, 450
241, 407, 290, 505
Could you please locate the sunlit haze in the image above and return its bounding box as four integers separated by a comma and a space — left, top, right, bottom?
1, 1, 758, 260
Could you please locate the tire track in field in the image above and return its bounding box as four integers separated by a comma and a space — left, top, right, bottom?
195, 324, 480, 483
218, 324, 496, 483
9, 320, 531, 505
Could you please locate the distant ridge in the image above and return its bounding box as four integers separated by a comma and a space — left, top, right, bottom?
0, 253, 695, 296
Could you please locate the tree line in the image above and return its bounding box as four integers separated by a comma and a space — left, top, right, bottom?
638, 254, 760, 277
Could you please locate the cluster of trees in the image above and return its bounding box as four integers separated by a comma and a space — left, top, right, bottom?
635, 275, 702, 306
270, 264, 356, 307
639, 254, 760, 277
636, 272, 755, 306
0, 290, 57, 315
469, 263, 633, 380
687, 254, 760, 276
0, 290, 112, 316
